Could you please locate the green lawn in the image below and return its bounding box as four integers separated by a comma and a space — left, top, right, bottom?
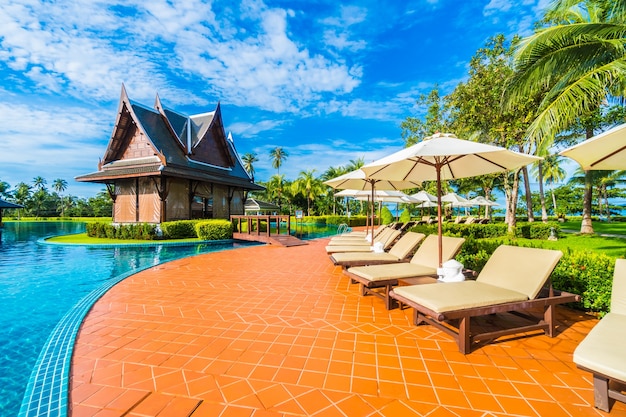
510, 233, 626, 259
47, 233, 205, 245
560, 220, 626, 236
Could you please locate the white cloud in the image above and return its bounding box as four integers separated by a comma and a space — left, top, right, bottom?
228, 119, 286, 137
483, 0, 513, 16
0, 101, 110, 196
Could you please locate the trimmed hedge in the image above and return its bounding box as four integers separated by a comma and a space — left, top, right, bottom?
161, 220, 198, 239
86, 222, 157, 240
196, 219, 233, 240
515, 222, 560, 239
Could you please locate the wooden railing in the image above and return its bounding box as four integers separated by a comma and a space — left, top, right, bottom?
230, 215, 292, 242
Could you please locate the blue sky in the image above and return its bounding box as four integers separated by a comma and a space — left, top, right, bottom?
0, 0, 551, 198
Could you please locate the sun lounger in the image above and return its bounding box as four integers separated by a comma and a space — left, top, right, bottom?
333, 224, 389, 238
390, 245, 580, 353
573, 259, 626, 412
329, 232, 426, 268
327, 224, 392, 245
325, 228, 401, 254
344, 235, 465, 309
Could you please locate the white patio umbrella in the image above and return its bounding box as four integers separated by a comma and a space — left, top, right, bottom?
339, 190, 425, 221
362, 132, 541, 266
324, 169, 422, 238
559, 123, 626, 170
468, 195, 499, 217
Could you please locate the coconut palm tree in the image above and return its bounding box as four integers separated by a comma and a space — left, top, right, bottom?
507, 0, 626, 232
53, 178, 68, 216
507, 0, 626, 141
241, 152, 259, 181
32, 176, 47, 191
270, 147, 288, 175
292, 170, 324, 216
542, 154, 567, 216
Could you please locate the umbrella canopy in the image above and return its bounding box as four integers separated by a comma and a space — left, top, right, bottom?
324, 169, 422, 236
335, 189, 422, 203
559, 123, 626, 170
411, 190, 438, 203
441, 192, 470, 207
362, 132, 541, 266
469, 196, 499, 206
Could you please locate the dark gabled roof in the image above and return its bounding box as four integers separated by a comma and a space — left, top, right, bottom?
0, 199, 23, 209
244, 198, 280, 211
77, 85, 264, 192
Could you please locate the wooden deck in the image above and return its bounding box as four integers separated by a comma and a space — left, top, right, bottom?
231, 214, 307, 246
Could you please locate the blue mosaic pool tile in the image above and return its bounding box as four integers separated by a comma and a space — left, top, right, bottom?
18, 266, 148, 417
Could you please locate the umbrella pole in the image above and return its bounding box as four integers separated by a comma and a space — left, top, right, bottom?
436, 164, 443, 267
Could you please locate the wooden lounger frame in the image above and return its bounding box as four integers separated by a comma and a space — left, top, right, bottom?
575, 366, 626, 412
345, 271, 437, 310
390, 284, 580, 354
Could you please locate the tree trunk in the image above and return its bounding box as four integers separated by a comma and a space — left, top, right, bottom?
550, 185, 558, 216
580, 128, 594, 234
504, 171, 520, 233
580, 170, 594, 233
522, 166, 534, 222
536, 162, 548, 222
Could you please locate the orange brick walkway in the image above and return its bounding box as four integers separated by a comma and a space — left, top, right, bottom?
70, 238, 626, 416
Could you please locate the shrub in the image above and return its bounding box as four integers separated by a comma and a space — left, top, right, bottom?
196, 219, 233, 240
399, 209, 411, 223
380, 206, 394, 224
85, 222, 157, 240
515, 222, 560, 239
302, 216, 326, 225
161, 220, 198, 239
551, 250, 615, 315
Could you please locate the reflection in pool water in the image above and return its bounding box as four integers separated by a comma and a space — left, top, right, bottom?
0, 221, 337, 416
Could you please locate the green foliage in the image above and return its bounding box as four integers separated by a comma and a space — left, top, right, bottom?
515, 222, 560, 239
551, 251, 616, 315
380, 206, 394, 224
161, 220, 198, 239
86, 222, 157, 240
301, 216, 327, 224
399, 209, 411, 223
322, 216, 367, 227
196, 220, 233, 240
411, 223, 509, 239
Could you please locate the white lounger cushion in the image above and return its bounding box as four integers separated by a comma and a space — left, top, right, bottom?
392, 281, 528, 313
573, 312, 626, 382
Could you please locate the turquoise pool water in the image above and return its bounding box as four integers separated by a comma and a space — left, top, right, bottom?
0, 221, 337, 416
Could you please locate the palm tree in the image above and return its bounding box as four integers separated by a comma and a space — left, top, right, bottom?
53, 178, 68, 216
507, 0, 626, 142
507, 0, 626, 232
321, 165, 349, 214
241, 152, 259, 181
33, 176, 47, 191
542, 154, 567, 216
270, 147, 288, 175
345, 157, 365, 172
266, 174, 286, 211
292, 170, 324, 216
0, 180, 10, 199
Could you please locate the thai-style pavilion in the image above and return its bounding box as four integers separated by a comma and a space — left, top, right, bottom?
76, 85, 263, 223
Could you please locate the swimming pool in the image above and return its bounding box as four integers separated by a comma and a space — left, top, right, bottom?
0, 221, 338, 416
